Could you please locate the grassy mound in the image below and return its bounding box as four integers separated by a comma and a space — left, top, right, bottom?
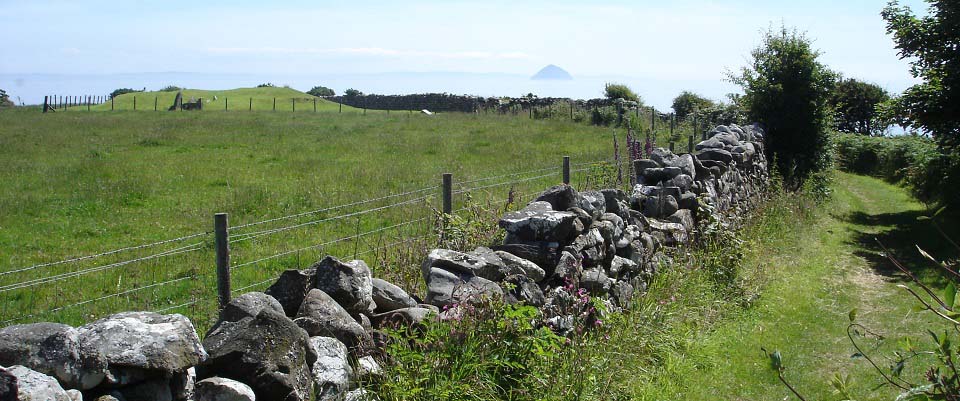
71, 86, 357, 112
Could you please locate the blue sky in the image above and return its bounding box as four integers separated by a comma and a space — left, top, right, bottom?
0, 0, 928, 98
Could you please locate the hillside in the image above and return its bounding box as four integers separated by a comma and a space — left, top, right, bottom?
69, 86, 357, 112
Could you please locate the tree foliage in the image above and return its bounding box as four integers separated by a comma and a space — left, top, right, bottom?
109, 88, 140, 99
0, 88, 12, 108
881, 0, 960, 149
307, 86, 335, 97
603, 83, 640, 103
671, 91, 716, 120
344, 88, 362, 97
731, 26, 836, 185
829, 78, 890, 135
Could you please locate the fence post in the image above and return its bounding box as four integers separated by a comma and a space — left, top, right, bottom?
214, 213, 231, 310
562, 156, 571, 185
273, 97, 276, 111
669, 142, 674, 152
249, 98, 252, 111
292, 98, 295, 112
688, 135, 694, 153
154, 96, 158, 111
225, 98, 228, 111
339, 100, 342, 113
650, 107, 655, 134
442, 173, 452, 215
133, 96, 136, 111
87, 96, 90, 111
111, 96, 114, 111
314, 98, 316, 112
43, 96, 49, 113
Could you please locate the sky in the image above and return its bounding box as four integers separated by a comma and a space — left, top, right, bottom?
0, 0, 930, 105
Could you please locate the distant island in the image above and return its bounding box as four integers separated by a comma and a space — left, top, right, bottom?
531, 65, 573, 80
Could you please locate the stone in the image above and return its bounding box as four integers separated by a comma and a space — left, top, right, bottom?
92, 396, 121, 401
600, 189, 627, 214
371, 307, 435, 328
578, 191, 606, 219
612, 280, 635, 308
294, 289, 370, 350
5, 365, 71, 401
314, 256, 375, 314
78, 312, 206, 376
494, 251, 546, 282
195, 377, 256, 401
308, 337, 351, 401
118, 378, 172, 401
467, 247, 509, 281
451, 276, 504, 305
491, 243, 559, 274
650, 148, 678, 168
697, 148, 733, 165
609, 255, 639, 279
356, 356, 381, 378
265, 269, 316, 317
220, 292, 285, 324
642, 195, 679, 218
0, 367, 16, 401
673, 154, 697, 177
199, 308, 313, 401
499, 202, 580, 243
420, 249, 490, 281
633, 158, 659, 170
0, 322, 107, 390
695, 136, 726, 150
648, 220, 689, 245
371, 278, 417, 313
552, 251, 582, 287
665, 174, 694, 192
678, 192, 699, 211
668, 209, 695, 231
580, 268, 612, 296
424, 267, 465, 307
502, 274, 545, 307
533, 184, 580, 211
344, 389, 375, 401
170, 367, 195, 401
66, 389, 82, 401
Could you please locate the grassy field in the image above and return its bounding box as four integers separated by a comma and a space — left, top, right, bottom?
57, 86, 362, 113
0, 107, 620, 329
606, 172, 955, 400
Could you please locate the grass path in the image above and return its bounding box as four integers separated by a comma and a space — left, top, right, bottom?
635, 172, 951, 400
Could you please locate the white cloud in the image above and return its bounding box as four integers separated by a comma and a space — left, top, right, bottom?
205, 47, 534, 60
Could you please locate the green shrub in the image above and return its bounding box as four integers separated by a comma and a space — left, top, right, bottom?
829, 78, 890, 135
109, 88, 140, 99
590, 107, 617, 127
159, 85, 182, 92
731, 26, 836, 187
672, 91, 715, 120
0, 88, 12, 108
604, 83, 640, 103
307, 86, 335, 97
256, 83, 275, 88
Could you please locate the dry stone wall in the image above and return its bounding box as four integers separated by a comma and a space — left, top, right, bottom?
0, 124, 766, 401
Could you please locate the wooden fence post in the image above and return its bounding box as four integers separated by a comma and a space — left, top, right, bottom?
111, 96, 114, 111
669, 142, 674, 152
133, 96, 136, 111
442, 173, 452, 215
249, 98, 252, 111
273, 97, 276, 111
562, 156, 571, 185
225, 98, 228, 111
42, 96, 49, 113
86, 96, 90, 111
313, 98, 316, 112
292, 98, 295, 112
688, 135, 694, 153
215, 213, 231, 310
339, 100, 342, 113
154, 97, 158, 111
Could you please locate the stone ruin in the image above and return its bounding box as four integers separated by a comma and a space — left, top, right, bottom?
0, 124, 766, 401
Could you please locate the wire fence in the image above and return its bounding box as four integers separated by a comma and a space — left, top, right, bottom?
0, 156, 619, 330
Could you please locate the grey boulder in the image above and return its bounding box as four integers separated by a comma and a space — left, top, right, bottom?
294, 289, 370, 351
78, 312, 206, 376
195, 377, 256, 401
371, 278, 417, 313
308, 337, 352, 401
0, 322, 107, 390
199, 308, 314, 401
265, 269, 317, 317
5, 365, 71, 401
220, 292, 285, 324
314, 256, 375, 314
494, 251, 546, 282
499, 202, 580, 243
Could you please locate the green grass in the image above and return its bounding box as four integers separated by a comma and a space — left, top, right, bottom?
598, 171, 956, 400
0, 108, 621, 330
59, 86, 362, 113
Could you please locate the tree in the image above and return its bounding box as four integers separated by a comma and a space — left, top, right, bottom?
671, 91, 716, 120
307, 86, 335, 97
344, 88, 362, 97
603, 83, 640, 103
881, 0, 960, 149
731, 26, 836, 185
0, 88, 12, 108
829, 78, 890, 135
109, 88, 139, 99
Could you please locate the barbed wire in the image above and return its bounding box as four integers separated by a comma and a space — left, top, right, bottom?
230, 215, 434, 271
453, 171, 560, 195
230, 185, 439, 231
0, 242, 203, 293
0, 231, 211, 278
229, 194, 434, 245
155, 299, 199, 314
